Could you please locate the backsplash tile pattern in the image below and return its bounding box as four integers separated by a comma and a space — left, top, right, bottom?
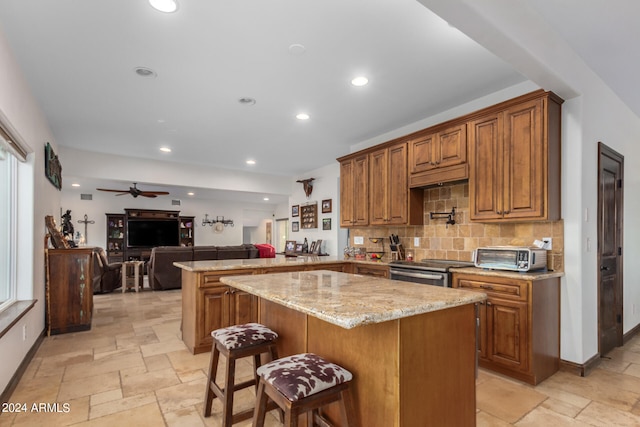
348, 182, 564, 271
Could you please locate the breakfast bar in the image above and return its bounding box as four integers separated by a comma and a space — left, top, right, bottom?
220, 269, 486, 427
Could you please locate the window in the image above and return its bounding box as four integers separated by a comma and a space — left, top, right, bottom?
0, 143, 17, 312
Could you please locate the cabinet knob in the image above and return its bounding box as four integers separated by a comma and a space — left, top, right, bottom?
496, 210, 502, 215
435, 160, 440, 165
504, 210, 510, 215
486, 301, 492, 306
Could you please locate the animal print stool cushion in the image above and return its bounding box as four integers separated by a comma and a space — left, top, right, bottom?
257, 353, 353, 402
211, 323, 278, 350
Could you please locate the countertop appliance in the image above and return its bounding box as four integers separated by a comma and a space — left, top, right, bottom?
389, 259, 475, 287
473, 246, 547, 272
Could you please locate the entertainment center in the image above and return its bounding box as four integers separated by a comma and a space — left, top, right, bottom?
105, 209, 194, 263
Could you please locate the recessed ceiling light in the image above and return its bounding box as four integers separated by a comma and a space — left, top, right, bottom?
134, 67, 157, 78
187, 192, 194, 196
288, 44, 306, 56
246, 160, 256, 165
263, 197, 270, 201
160, 147, 171, 153
72, 183, 80, 187
149, 0, 178, 13
238, 97, 256, 106
296, 113, 310, 120
351, 76, 369, 86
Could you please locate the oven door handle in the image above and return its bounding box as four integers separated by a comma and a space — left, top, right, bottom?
389, 270, 445, 281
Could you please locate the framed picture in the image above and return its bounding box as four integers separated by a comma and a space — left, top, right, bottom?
292, 221, 299, 232
295, 243, 304, 252
322, 218, 331, 230
322, 199, 332, 213
292, 205, 299, 217
44, 142, 62, 190
310, 241, 317, 253
313, 239, 322, 254
285, 240, 297, 253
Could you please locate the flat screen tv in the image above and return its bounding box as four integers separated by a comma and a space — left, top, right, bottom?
127, 219, 179, 248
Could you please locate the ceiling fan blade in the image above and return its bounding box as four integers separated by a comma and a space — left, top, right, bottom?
115, 193, 129, 196
139, 193, 158, 198
97, 188, 129, 193
144, 191, 170, 195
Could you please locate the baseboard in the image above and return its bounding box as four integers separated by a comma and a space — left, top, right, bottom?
624, 322, 640, 345
0, 328, 46, 404
559, 353, 602, 377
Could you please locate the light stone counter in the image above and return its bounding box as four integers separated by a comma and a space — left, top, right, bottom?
451, 266, 564, 281
173, 255, 388, 272
220, 269, 486, 329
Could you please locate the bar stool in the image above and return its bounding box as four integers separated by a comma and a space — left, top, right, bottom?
253, 353, 357, 427
203, 323, 279, 427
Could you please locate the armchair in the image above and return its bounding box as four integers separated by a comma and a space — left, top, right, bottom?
93, 248, 122, 293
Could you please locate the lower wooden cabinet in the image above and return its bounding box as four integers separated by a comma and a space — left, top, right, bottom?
453, 272, 560, 385
45, 248, 94, 335
202, 285, 258, 343
350, 263, 389, 278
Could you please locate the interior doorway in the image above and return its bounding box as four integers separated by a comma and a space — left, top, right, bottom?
597, 142, 624, 356
274, 218, 289, 253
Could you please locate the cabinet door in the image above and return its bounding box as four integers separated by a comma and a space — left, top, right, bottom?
486, 298, 528, 371
408, 132, 436, 173
502, 98, 544, 219
387, 143, 408, 224
202, 286, 231, 347
339, 159, 355, 227
469, 113, 504, 221
352, 154, 369, 226
340, 155, 368, 227
369, 148, 388, 225
230, 290, 258, 325
435, 124, 467, 168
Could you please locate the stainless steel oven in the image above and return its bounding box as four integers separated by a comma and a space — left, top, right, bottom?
389, 259, 474, 287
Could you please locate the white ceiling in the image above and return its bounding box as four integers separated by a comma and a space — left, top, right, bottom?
0, 0, 637, 200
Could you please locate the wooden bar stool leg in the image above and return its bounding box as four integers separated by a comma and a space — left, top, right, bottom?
253, 379, 269, 427
340, 388, 358, 426
222, 355, 236, 427
203, 345, 220, 417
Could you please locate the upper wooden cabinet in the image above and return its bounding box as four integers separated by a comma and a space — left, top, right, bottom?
408, 123, 468, 187
469, 91, 562, 222
339, 154, 369, 227
369, 142, 423, 225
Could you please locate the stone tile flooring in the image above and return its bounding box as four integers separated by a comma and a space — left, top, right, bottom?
2, 288, 640, 426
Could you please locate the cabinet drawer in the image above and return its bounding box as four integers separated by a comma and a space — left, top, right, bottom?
457, 279, 528, 301
200, 269, 256, 287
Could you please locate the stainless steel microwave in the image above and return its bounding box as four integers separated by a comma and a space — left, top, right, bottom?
473, 246, 547, 272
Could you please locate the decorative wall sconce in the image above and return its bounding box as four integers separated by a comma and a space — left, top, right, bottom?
202, 214, 234, 227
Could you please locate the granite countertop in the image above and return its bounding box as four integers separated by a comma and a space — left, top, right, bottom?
450, 266, 564, 280
173, 255, 387, 272
220, 270, 486, 329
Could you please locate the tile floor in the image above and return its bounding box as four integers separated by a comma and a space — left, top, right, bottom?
2, 288, 640, 426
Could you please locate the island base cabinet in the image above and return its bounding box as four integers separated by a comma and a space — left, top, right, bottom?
259, 299, 477, 427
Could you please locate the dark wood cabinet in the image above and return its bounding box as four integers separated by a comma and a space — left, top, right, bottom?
105, 213, 125, 263
45, 248, 94, 335
179, 216, 195, 246
339, 154, 369, 227
350, 263, 389, 278
469, 91, 562, 222
453, 272, 559, 385
408, 123, 468, 187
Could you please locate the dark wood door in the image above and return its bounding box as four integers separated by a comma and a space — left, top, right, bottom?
436, 124, 467, 168
598, 142, 624, 356
202, 286, 230, 346
231, 290, 258, 325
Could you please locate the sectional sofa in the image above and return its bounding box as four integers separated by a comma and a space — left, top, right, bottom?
148, 244, 260, 290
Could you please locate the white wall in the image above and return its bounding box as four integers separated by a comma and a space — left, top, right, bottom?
0, 29, 60, 393
60, 189, 277, 248
289, 163, 341, 256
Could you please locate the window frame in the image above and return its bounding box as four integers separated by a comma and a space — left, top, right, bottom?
0, 146, 17, 313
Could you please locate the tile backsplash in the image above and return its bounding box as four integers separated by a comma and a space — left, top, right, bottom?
348, 182, 564, 271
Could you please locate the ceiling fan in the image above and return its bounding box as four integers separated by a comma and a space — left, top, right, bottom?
96, 182, 169, 198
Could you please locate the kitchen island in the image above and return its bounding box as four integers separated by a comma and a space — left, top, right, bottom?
220, 270, 486, 427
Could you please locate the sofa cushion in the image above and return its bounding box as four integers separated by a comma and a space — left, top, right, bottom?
149, 246, 194, 290
193, 246, 218, 261
217, 246, 251, 259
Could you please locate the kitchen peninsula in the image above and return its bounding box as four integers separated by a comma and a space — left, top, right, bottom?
220, 270, 486, 426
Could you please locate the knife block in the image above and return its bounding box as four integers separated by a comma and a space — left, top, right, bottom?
391, 244, 405, 261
